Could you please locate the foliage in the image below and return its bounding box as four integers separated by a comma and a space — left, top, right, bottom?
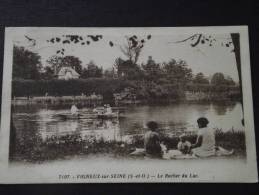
61, 55, 83, 74
193, 72, 209, 84
41, 66, 54, 80
119, 35, 151, 64
211, 72, 236, 85
12, 44, 239, 101
224, 76, 236, 85
103, 68, 115, 78
13, 45, 42, 79
141, 56, 164, 82
174, 33, 243, 107
12, 78, 132, 98
46, 34, 104, 56
81, 61, 103, 78
12, 78, 240, 102
116, 59, 143, 80
10, 127, 246, 163
113, 57, 124, 76
162, 59, 193, 85
211, 72, 225, 85
113, 57, 194, 87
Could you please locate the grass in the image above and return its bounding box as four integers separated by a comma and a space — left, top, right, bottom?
10, 129, 246, 163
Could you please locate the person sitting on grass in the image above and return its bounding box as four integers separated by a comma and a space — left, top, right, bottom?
191, 117, 234, 157
161, 134, 195, 159
191, 117, 216, 157
144, 121, 162, 158
177, 134, 192, 155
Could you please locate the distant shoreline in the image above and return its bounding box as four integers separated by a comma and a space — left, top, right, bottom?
11, 95, 241, 106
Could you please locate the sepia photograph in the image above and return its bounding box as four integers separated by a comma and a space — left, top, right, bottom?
0, 27, 257, 183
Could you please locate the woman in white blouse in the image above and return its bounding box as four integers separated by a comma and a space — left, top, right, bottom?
191, 117, 216, 157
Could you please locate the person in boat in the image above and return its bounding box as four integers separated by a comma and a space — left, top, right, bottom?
144, 121, 162, 158
105, 104, 112, 115
71, 104, 79, 115
93, 104, 105, 115
90, 92, 97, 100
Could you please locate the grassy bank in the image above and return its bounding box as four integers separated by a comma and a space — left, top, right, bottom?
10, 129, 246, 163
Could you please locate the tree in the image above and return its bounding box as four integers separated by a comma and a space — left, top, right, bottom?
81, 61, 103, 78
193, 72, 209, 84
142, 56, 163, 82
211, 72, 225, 85
119, 35, 149, 64
13, 45, 42, 79
61, 56, 83, 74
46, 55, 62, 75
163, 59, 193, 85
173, 33, 243, 110
103, 68, 115, 78
113, 57, 125, 77
224, 76, 236, 85
41, 66, 54, 80
116, 60, 143, 80
230, 34, 241, 88
113, 57, 143, 79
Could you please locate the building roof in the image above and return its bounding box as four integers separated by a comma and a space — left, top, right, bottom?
57, 67, 80, 76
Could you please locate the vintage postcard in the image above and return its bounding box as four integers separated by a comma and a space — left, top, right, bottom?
0, 26, 257, 183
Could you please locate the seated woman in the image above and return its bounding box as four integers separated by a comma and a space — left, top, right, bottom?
130, 121, 162, 158
144, 121, 162, 158
191, 117, 234, 157
191, 117, 216, 157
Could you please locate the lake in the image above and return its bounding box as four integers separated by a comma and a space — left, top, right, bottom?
12, 102, 244, 144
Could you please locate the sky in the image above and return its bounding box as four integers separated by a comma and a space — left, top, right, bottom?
12, 28, 239, 82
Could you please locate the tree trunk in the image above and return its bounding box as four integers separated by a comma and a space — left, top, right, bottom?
231, 33, 244, 120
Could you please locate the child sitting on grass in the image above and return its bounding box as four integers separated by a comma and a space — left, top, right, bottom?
177, 134, 192, 154
162, 135, 195, 159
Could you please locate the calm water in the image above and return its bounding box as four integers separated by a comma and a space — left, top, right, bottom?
12, 102, 244, 143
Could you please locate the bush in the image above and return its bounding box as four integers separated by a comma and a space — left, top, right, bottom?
12, 78, 183, 102
12, 79, 241, 102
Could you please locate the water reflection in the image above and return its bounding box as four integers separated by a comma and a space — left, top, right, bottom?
212, 101, 236, 115
12, 102, 244, 146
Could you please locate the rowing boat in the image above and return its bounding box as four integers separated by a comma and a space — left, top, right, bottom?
55, 113, 98, 120
55, 112, 121, 120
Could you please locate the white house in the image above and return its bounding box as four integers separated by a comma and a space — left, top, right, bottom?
57, 67, 80, 80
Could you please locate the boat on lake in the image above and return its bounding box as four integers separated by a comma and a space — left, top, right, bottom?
55, 109, 123, 120
55, 113, 98, 120
97, 112, 119, 119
